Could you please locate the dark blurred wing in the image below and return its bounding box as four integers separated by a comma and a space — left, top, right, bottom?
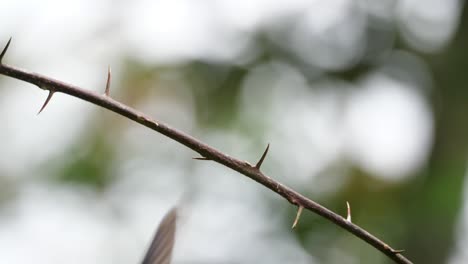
141, 208, 177, 264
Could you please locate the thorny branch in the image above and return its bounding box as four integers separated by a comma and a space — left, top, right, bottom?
0, 39, 412, 264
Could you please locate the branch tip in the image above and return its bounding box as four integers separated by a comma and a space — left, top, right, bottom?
255, 143, 270, 169
37, 90, 55, 115
0, 37, 12, 64
104, 65, 111, 96
346, 201, 352, 222
292, 205, 304, 229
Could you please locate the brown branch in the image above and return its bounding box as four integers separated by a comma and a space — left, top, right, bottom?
0, 39, 412, 264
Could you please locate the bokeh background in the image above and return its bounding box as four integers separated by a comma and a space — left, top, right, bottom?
0, 0, 467, 263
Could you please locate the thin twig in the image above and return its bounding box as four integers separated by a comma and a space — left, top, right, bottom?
0, 39, 412, 264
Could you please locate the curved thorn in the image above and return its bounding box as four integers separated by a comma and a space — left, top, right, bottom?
193, 157, 210, 160
255, 143, 270, 169
346, 201, 352, 222
292, 205, 303, 229
104, 65, 111, 96
0, 37, 12, 64
37, 91, 55, 115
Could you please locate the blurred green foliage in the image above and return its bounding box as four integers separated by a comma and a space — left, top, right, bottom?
3, 3, 467, 264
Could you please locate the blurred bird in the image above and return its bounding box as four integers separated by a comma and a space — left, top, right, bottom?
141, 208, 177, 264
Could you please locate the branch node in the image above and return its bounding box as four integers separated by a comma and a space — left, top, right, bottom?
346, 201, 352, 222
292, 205, 304, 229
37, 90, 55, 115
104, 65, 111, 96
0, 37, 12, 64
255, 143, 270, 170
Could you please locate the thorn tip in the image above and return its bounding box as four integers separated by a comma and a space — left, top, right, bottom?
0, 37, 12, 64
255, 143, 270, 169
37, 90, 55, 115
104, 65, 111, 96
292, 206, 303, 229
346, 201, 352, 222
193, 157, 210, 160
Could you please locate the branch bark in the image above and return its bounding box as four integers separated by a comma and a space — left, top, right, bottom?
0, 39, 412, 264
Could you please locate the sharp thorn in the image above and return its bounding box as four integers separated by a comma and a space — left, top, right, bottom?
346, 201, 352, 222
104, 65, 111, 96
37, 90, 55, 115
255, 143, 270, 170
0, 37, 12, 64
292, 205, 303, 229
193, 157, 210, 160
392, 249, 405, 254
